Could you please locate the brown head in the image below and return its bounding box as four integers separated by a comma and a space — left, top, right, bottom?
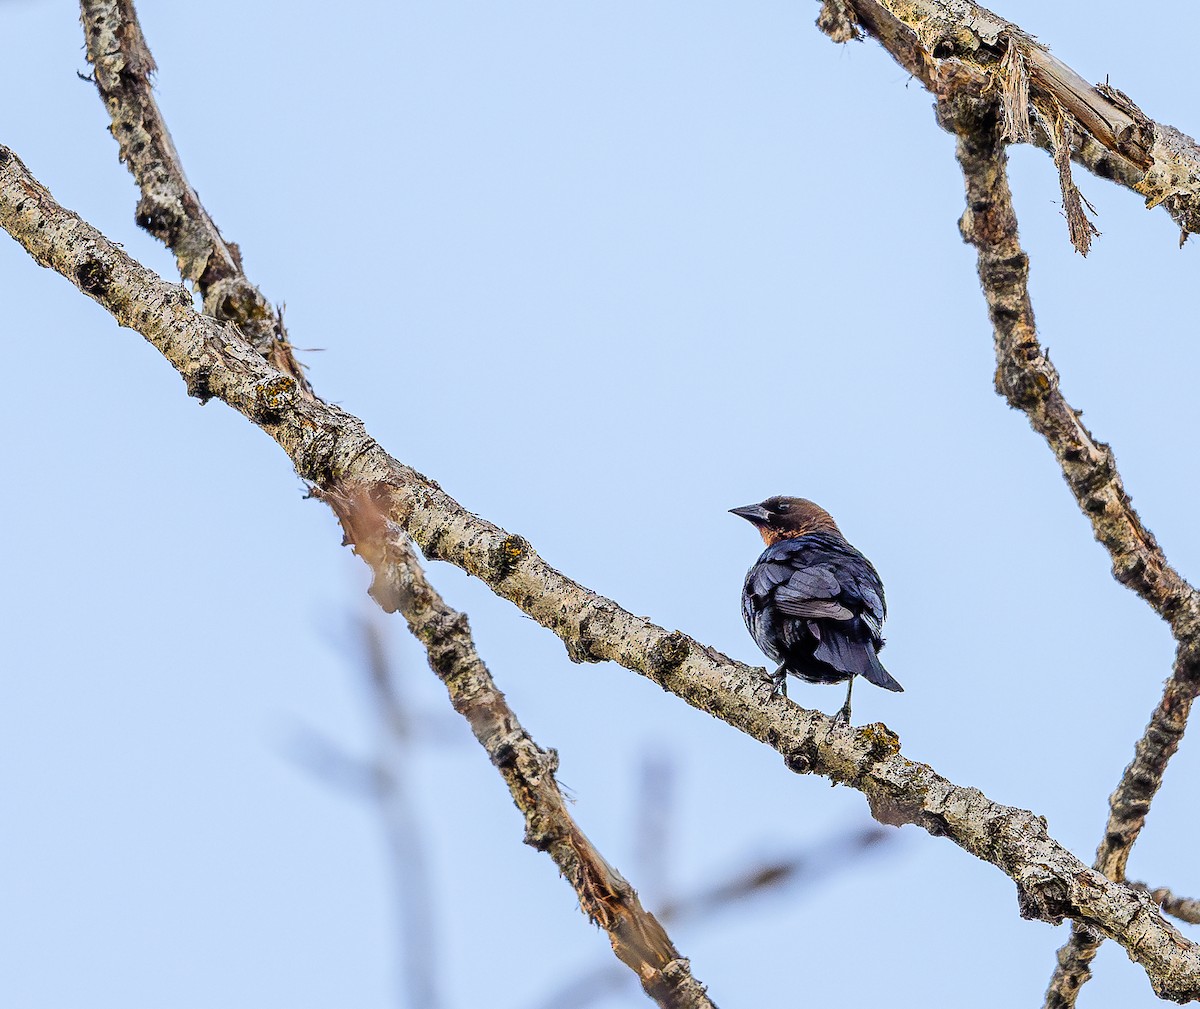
729, 496, 841, 546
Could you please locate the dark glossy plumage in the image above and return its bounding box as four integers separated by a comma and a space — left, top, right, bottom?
731, 496, 902, 721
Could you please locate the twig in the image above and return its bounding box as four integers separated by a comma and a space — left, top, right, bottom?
1046, 663, 1200, 1008
327, 489, 717, 1009
943, 87, 1200, 1009
633, 750, 675, 903
3, 144, 1200, 999
817, 0, 1200, 246
1140, 887, 1200, 927
79, 0, 309, 387
531, 825, 892, 1009
658, 826, 891, 923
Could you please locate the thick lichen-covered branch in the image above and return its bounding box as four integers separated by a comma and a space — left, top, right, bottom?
819, 0, 1200, 248
328, 490, 714, 1009
79, 0, 308, 386
4, 147, 1200, 1003
945, 94, 1200, 1009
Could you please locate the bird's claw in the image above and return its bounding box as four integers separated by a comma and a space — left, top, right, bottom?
757, 667, 789, 700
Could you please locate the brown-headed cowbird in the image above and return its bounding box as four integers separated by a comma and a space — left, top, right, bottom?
731, 496, 901, 723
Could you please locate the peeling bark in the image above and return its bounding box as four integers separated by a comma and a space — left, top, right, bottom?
826, 0, 1200, 247
329, 489, 715, 1009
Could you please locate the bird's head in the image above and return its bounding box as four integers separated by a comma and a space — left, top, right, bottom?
729, 496, 841, 545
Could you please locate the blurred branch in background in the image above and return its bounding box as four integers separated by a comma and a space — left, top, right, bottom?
530, 824, 893, 1009
632, 751, 675, 907
287, 618, 459, 1009
298, 623, 894, 1009
331, 492, 717, 1008
360, 619, 448, 1009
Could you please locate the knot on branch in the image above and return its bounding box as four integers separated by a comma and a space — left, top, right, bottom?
1013, 863, 1072, 924
564, 635, 603, 664
995, 359, 1053, 411
251, 374, 297, 422
563, 603, 607, 664
489, 534, 528, 579
815, 0, 858, 44
933, 62, 996, 141
1175, 633, 1200, 682
184, 364, 213, 404
74, 257, 110, 297
859, 721, 901, 761
134, 194, 183, 246
648, 631, 689, 681
205, 275, 273, 329
931, 25, 981, 61
489, 728, 532, 773
783, 740, 821, 776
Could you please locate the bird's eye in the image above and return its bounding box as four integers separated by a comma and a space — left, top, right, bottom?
773, 501, 790, 514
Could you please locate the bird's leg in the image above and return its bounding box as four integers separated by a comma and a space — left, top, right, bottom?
763, 664, 788, 699
833, 677, 854, 725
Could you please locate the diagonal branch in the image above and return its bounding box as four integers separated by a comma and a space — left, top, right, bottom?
74, 3, 712, 997
943, 86, 1200, 1009
328, 488, 717, 1009
820, 0, 1200, 247
74, 2, 710, 994
5, 146, 1200, 1003
940, 76, 1200, 636
79, 0, 309, 388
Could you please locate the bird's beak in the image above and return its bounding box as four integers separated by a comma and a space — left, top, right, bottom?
729, 503, 770, 525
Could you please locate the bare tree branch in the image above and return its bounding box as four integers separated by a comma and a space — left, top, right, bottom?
1140, 887, 1200, 928
823, 0, 1200, 247
328, 490, 717, 1009
1042, 661, 1200, 1007
531, 825, 893, 1009
942, 76, 1200, 1009
75, 3, 708, 997
78, 0, 309, 387
4, 146, 1200, 1000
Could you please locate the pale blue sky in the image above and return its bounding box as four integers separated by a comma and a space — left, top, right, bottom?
3, 2, 1199, 1006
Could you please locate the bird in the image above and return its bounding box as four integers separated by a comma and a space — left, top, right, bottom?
731, 496, 902, 723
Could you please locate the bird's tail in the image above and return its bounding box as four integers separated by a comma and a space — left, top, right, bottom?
813, 629, 904, 692
862, 648, 903, 692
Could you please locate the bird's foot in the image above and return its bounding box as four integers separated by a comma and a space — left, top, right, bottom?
832, 677, 854, 726
759, 666, 788, 700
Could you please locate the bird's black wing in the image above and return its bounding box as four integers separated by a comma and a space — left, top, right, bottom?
763, 534, 886, 643
743, 533, 900, 692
